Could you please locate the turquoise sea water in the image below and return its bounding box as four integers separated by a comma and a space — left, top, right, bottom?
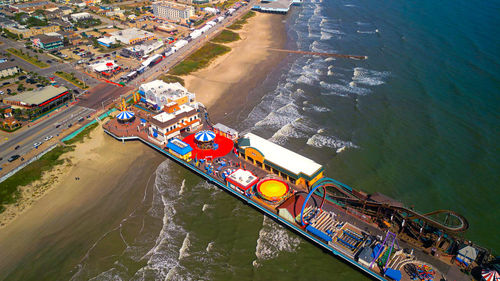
3, 0, 499, 280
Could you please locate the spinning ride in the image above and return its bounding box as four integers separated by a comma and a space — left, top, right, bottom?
256, 179, 291, 204
195, 130, 216, 150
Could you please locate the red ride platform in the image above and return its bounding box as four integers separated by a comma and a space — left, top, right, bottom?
182, 133, 234, 159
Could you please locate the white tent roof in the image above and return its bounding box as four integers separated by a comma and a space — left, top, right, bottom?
458, 245, 478, 261
239, 133, 323, 177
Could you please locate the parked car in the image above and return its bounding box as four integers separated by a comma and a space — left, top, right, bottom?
47, 60, 52, 63
44, 135, 53, 141
104, 54, 110, 57
14, 145, 20, 150
8, 155, 20, 162
2, 82, 10, 85
33, 142, 42, 148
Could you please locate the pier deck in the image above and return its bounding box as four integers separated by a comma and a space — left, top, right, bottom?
102, 113, 472, 281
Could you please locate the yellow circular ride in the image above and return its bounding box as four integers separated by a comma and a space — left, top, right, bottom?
256, 179, 290, 203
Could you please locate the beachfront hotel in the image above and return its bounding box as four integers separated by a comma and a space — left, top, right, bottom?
152, 1, 195, 22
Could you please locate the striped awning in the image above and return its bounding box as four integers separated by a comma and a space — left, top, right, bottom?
482, 269, 500, 281
117, 111, 135, 120
195, 130, 215, 142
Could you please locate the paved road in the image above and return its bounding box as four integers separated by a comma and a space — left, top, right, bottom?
77, 83, 133, 110
0, 106, 95, 166
129, 1, 256, 85
0, 37, 100, 92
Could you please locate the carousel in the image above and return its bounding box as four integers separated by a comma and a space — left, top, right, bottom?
194, 130, 216, 150
116, 110, 135, 123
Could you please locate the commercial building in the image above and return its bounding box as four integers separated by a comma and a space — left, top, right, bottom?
9, 0, 56, 13
225, 169, 259, 196
98, 28, 156, 47
32, 34, 63, 50
70, 12, 92, 21
149, 104, 200, 144
166, 138, 193, 161
141, 80, 200, 144
1, 108, 20, 130
3, 86, 71, 113
88, 60, 122, 77
120, 40, 163, 58
0, 62, 20, 78
6, 24, 60, 38
138, 80, 195, 109
152, 1, 195, 22
237, 133, 324, 187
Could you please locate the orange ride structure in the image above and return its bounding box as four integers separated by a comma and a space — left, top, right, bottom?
256, 178, 292, 204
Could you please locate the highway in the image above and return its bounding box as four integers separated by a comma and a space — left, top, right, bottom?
0, 106, 95, 167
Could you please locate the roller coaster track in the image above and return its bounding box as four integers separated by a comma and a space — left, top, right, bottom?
311, 178, 469, 233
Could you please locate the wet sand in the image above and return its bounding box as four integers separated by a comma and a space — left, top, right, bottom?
183, 13, 288, 120
0, 125, 164, 280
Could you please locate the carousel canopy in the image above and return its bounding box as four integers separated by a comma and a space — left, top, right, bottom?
482, 269, 500, 281
117, 111, 135, 120
195, 130, 215, 142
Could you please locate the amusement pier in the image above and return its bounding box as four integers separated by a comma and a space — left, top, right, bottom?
103, 80, 494, 281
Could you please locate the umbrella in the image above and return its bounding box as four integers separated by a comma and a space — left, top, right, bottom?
195, 130, 215, 142
482, 269, 500, 281
117, 111, 135, 120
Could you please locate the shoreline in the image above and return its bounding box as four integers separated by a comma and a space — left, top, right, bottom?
182, 12, 288, 121
0, 124, 164, 277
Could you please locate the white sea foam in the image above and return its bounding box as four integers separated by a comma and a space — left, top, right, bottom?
306, 134, 359, 153
357, 30, 376, 34
202, 204, 210, 212
320, 81, 371, 95
352, 67, 390, 86
255, 216, 301, 260
324, 57, 335, 62
179, 233, 191, 260
178, 179, 186, 195
344, 4, 356, 7
206, 241, 215, 252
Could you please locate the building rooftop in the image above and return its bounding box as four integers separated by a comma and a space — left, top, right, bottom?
227, 169, 259, 190
34, 34, 62, 44
110, 28, 155, 43
3, 85, 69, 106
239, 133, 323, 177
152, 1, 194, 11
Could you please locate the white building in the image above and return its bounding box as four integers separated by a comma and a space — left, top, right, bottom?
98, 28, 156, 47
70, 12, 92, 21
138, 80, 195, 109
152, 1, 195, 22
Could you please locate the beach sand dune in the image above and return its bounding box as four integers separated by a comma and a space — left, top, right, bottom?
184, 13, 288, 120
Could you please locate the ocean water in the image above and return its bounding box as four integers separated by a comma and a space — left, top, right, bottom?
4, 0, 499, 280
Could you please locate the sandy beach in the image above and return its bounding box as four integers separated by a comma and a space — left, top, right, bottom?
0, 124, 164, 279
183, 13, 288, 120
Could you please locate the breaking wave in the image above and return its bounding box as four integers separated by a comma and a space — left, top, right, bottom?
254, 216, 301, 261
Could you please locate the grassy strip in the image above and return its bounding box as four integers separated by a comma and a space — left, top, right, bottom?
0, 145, 74, 213
0, 122, 99, 213
55, 71, 89, 89
227, 11, 256, 30
159, 75, 185, 86
63, 122, 99, 145
6, 48, 49, 68
168, 42, 231, 76
211, 29, 241, 44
